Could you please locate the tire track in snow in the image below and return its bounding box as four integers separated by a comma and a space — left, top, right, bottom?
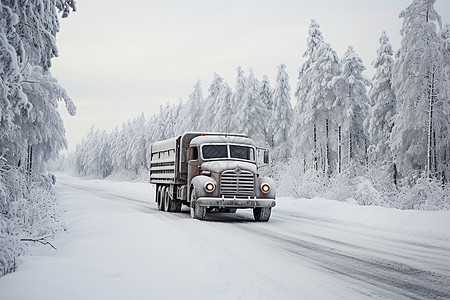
234, 216, 450, 299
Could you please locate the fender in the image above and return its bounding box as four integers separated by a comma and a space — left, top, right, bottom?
255, 176, 276, 199
190, 175, 219, 200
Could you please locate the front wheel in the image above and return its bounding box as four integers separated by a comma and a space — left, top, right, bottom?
253, 207, 271, 222
190, 189, 206, 220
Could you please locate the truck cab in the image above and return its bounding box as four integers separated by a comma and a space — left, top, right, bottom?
150, 133, 276, 221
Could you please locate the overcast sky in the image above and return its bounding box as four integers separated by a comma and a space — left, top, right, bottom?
52, 0, 450, 151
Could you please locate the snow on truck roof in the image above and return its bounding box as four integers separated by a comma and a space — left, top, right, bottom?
151, 133, 255, 153
190, 134, 255, 147
151, 137, 177, 153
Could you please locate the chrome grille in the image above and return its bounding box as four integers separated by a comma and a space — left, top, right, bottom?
220, 169, 255, 197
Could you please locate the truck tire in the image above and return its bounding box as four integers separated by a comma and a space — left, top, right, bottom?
163, 187, 181, 212
173, 201, 182, 212
253, 207, 271, 222
156, 186, 163, 210
155, 185, 160, 203
190, 189, 206, 220
164, 188, 171, 212
158, 186, 165, 211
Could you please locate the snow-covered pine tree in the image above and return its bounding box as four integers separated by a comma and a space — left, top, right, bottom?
307, 42, 340, 175
269, 64, 294, 164
181, 81, 203, 132
391, 0, 449, 181
236, 68, 268, 146
368, 32, 396, 170
199, 73, 224, 131
128, 113, 147, 174
229, 66, 246, 133
162, 103, 177, 139
294, 19, 324, 103
331, 46, 370, 175
152, 104, 170, 142
0, 1, 76, 169
98, 130, 113, 178
172, 98, 185, 137
290, 20, 339, 175
290, 20, 324, 171
438, 24, 450, 183
0, 4, 30, 136
211, 81, 234, 133
259, 75, 274, 148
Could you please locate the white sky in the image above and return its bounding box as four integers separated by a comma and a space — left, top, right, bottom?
52, 0, 450, 151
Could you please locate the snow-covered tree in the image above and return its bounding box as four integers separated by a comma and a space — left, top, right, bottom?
269, 64, 294, 163
128, 113, 147, 174
1, 1, 76, 277
212, 81, 233, 132
181, 81, 203, 132
200, 73, 224, 131
290, 20, 339, 175
259, 75, 274, 147
236, 68, 268, 145
391, 0, 449, 181
368, 32, 396, 169
332, 46, 370, 174
291, 19, 324, 167
294, 19, 324, 104
229, 66, 246, 133
0, 1, 76, 170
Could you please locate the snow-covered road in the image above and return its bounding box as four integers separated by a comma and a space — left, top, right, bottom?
1, 175, 450, 299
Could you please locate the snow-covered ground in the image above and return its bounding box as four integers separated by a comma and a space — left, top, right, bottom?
1, 174, 450, 299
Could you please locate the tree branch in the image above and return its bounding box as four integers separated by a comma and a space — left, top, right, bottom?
21, 237, 57, 250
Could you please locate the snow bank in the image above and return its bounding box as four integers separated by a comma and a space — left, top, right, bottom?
276, 196, 450, 238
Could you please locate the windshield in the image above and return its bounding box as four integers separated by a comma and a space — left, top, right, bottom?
230, 145, 254, 160
201, 144, 255, 161
202, 145, 228, 159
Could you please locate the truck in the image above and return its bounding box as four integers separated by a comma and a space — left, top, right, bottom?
149, 132, 276, 221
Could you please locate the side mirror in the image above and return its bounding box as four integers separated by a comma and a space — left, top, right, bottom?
257, 148, 269, 168
264, 150, 269, 164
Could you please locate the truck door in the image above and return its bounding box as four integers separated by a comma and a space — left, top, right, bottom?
187, 145, 200, 189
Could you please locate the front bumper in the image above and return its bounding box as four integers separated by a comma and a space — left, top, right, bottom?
196, 197, 276, 209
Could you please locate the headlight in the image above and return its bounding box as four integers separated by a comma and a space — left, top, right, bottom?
261, 183, 270, 194
204, 182, 216, 193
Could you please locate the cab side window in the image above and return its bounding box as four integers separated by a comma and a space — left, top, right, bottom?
190, 146, 198, 160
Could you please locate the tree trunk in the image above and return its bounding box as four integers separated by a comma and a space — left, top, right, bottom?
313, 124, 318, 171
393, 163, 398, 186
338, 126, 342, 173
326, 118, 330, 176
433, 130, 437, 175
349, 132, 353, 162
427, 67, 435, 178
26, 145, 33, 175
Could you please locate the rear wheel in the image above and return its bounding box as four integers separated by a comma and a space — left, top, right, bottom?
164, 188, 171, 212
190, 189, 206, 220
173, 201, 182, 212
163, 187, 182, 212
253, 207, 271, 222
157, 186, 165, 211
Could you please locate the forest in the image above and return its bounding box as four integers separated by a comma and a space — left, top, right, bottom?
60, 2, 450, 210
0, 0, 76, 276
